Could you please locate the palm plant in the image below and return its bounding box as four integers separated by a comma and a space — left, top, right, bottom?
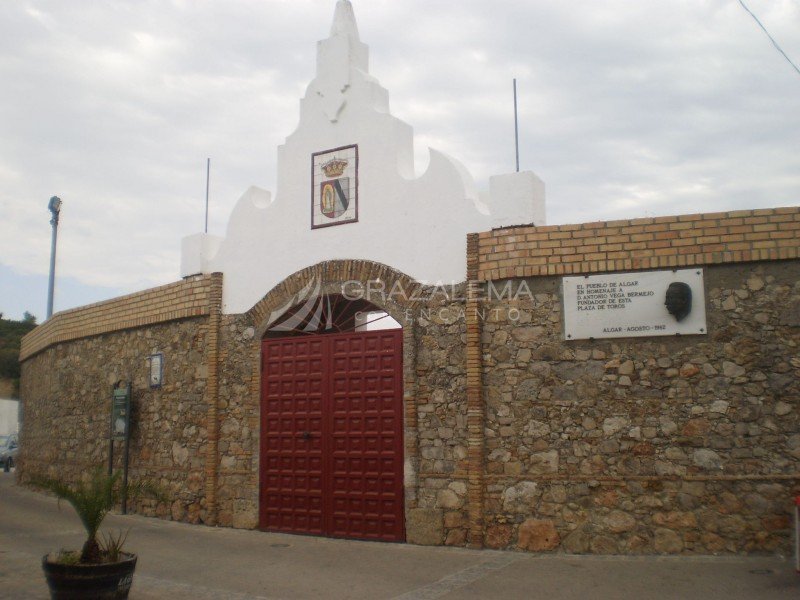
33, 468, 161, 563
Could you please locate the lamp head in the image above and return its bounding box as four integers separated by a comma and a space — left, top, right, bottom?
48, 196, 62, 214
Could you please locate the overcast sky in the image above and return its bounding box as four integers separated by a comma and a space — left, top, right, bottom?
1, 0, 798, 321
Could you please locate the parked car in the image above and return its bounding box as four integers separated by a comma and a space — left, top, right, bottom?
0, 434, 18, 471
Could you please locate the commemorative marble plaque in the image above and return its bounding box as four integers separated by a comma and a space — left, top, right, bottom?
562, 269, 707, 340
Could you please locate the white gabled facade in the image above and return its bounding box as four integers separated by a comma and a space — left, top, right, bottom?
181, 0, 545, 314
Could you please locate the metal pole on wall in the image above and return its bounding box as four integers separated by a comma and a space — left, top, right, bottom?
121, 380, 131, 515
513, 79, 520, 173
46, 196, 62, 320
205, 158, 210, 234
108, 384, 115, 477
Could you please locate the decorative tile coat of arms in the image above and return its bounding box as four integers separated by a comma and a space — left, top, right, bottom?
311, 144, 358, 229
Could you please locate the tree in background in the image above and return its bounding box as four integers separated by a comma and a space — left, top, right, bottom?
0, 314, 37, 397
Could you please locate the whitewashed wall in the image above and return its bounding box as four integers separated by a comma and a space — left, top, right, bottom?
182, 1, 545, 314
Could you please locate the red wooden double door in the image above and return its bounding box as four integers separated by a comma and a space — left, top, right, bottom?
259, 329, 405, 542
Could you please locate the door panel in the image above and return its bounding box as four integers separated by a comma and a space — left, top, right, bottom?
260, 329, 404, 542
260, 338, 325, 534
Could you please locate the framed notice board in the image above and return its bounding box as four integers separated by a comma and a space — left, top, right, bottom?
111, 383, 131, 442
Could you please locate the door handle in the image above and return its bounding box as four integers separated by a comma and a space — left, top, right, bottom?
301, 431, 312, 440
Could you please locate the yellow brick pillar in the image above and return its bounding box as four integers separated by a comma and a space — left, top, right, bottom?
465, 233, 485, 548
203, 272, 223, 525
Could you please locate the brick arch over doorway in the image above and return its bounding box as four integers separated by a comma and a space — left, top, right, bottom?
247, 260, 422, 334
245, 259, 424, 541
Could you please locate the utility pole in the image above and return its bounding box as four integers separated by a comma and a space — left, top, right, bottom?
47, 196, 62, 320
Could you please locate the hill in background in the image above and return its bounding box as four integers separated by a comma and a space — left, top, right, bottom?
0, 313, 36, 398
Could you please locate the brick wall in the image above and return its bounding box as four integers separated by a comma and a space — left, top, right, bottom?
475, 207, 800, 281
20, 275, 216, 361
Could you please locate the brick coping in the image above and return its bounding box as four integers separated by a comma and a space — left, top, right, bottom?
472, 206, 800, 281
19, 274, 216, 361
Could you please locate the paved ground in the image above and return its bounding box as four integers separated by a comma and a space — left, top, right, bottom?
1, 472, 798, 599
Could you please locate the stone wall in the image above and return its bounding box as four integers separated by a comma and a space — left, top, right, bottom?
19, 318, 213, 522
478, 261, 800, 554
17, 261, 476, 542
410, 294, 470, 546
17, 208, 800, 555
212, 312, 260, 529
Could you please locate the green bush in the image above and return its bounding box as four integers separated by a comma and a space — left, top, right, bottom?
0, 315, 36, 394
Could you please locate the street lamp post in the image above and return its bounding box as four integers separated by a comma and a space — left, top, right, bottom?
46, 196, 62, 320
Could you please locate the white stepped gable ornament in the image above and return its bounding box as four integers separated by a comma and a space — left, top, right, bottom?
179, 0, 545, 314
312, 144, 359, 228
313, 0, 365, 122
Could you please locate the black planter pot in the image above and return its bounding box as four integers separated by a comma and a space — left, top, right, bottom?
42, 552, 137, 599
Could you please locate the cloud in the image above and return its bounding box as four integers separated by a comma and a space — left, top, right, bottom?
0, 0, 798, 316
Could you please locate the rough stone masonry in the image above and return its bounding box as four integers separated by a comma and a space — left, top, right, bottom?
18, 208, 800, 555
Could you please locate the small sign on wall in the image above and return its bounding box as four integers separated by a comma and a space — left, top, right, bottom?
562, 269, 707, 340
148, 353, 163, 389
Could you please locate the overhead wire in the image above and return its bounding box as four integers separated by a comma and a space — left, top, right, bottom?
736, 0, 800, 77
